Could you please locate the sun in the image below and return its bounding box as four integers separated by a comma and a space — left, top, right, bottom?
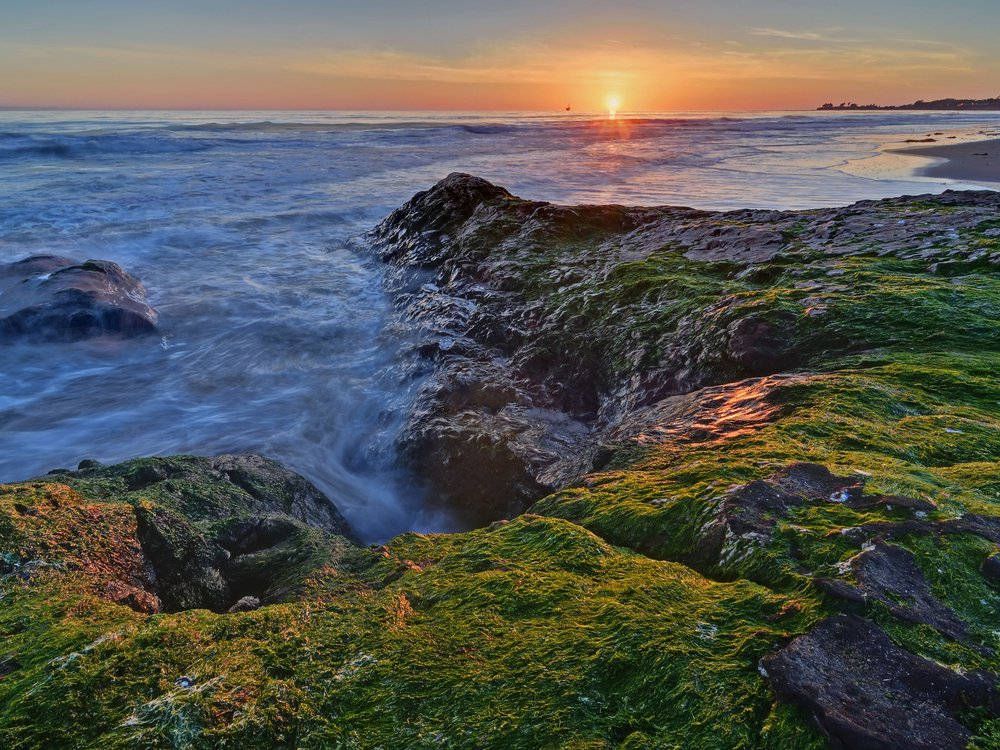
606, 94, 622, 118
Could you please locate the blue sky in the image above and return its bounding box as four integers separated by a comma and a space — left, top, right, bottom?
2, 0, 998, 109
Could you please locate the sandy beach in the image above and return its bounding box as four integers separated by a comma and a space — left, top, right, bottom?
889, 137, 1000, 183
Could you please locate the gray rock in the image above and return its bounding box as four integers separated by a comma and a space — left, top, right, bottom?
0, 255, 157, 341
228, 595, 262, 613
371, 175, 1000, 532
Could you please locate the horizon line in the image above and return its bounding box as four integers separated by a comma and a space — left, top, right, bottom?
0, 105, 899, 114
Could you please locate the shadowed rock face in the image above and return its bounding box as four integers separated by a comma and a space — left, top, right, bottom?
850, 542, 974, 645
763, 615, 1000, 750
0, 255, 158, 341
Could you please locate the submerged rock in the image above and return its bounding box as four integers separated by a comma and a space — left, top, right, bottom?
0, 255, 157, 341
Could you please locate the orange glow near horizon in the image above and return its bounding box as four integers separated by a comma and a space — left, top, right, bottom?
2, 27, 998, 111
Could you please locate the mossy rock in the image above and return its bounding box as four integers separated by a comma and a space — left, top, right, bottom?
2, 177, 1000, 748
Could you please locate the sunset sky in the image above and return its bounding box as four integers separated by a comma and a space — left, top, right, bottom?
3, 0, 999, 111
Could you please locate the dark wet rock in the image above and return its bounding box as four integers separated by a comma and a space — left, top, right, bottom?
816, 577, 867, 605
0, 653, 20, 678
948, 514, 1000, 544
696, 464, 866, 568
216, 515, 303, 556
982, 553, 1000, 583
763, 615, 1000, 750
373, 172, 516, 268
0, 256, 158, 341
403, 375, 593, 527
723, 479, 805, 537
1, 255, 79, 276
848, 542, 972, 644
676, 221, 787, 263
134, 503, 230, 612
76, 458, 102, 470
852, 512, 1000, 546
0, 553, 18, 577
114, 503, 343, 614
848, 492, 937, 513
770, 462, 865, 504
725, 314, 799, 374
134, 505, 342, 614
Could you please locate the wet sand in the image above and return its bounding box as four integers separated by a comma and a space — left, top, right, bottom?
889, 138, 1000, 183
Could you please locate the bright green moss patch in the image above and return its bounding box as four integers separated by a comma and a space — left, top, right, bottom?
501, 237, 1000, 403
0, 516, 825, 749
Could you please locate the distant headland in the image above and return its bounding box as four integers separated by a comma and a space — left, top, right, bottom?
818, 96, 1000, 111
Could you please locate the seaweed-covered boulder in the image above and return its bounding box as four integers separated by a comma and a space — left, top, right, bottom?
45, 452, 353, 536
0, 255, 157, 341
4, 453, 359, 614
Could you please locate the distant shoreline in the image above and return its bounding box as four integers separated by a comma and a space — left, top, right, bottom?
819, 97, 1000, 112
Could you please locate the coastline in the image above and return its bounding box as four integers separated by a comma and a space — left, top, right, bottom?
888, 137, 1000, 183
3, 175, 1000, 747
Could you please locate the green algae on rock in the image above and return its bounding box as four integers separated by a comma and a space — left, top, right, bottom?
2, 175, 1000, 748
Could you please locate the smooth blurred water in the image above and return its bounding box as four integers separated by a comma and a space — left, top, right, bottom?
1, 109, 998, 540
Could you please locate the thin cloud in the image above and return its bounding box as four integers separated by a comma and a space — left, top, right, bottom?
750, 28, 827, 41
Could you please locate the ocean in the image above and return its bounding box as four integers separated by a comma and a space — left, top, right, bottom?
2, 109, 999, 541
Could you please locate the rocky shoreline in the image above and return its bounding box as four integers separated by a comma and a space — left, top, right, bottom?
1, 175, 999, 748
